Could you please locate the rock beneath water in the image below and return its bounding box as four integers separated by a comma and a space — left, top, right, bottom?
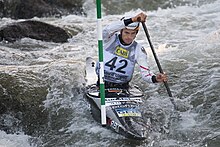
0, 20, 72, 43
0, 71, 49, 135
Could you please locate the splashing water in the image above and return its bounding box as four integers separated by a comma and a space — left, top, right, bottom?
0, 0, 220, 146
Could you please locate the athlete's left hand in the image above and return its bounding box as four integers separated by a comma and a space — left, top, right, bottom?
156, 73, 168, 82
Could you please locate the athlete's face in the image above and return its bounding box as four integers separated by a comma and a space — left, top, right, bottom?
121, 29, 137, 45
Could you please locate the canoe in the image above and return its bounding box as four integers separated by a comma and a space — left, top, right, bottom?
85, 57, 151, 140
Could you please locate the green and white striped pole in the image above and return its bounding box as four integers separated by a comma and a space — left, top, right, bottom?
96, 0, 106, 125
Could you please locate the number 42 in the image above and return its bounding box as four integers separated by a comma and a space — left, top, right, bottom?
105, 57, 128, 74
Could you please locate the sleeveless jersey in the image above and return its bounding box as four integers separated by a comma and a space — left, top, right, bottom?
103, 35, 137, 83
96, 20, 155, 84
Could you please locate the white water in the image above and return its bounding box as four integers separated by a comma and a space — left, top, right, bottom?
0, 0, 220, 146
0, 130, 36, 147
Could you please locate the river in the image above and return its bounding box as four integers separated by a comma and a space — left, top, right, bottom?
0, 0, 220, 146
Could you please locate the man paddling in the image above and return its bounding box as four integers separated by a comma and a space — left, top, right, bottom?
96, 12, 167, 89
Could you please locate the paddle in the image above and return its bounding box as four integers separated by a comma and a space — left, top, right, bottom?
140, 21, 177, 109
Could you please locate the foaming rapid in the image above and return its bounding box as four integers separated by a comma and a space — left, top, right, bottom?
0, 0, 220, 146
0, 130, 38, 147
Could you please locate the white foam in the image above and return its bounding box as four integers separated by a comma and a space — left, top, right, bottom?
0, 131, 35, 147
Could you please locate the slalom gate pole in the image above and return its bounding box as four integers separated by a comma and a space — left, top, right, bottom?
96, 0, 106, 125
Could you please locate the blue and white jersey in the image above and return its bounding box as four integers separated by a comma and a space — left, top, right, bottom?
97, 20, 155, 84
103, 35, 137, 83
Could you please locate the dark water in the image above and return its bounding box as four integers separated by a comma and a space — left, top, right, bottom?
101, 0, 218, 15
0, 0, 220, 146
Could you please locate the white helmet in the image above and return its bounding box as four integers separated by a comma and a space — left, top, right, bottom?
121, 16, 140, 31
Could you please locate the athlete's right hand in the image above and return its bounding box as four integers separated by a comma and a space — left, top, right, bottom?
132, 12, 147, 22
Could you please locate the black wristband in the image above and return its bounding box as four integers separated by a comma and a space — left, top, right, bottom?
152, 75, 158, 83
124, 18, 133, 26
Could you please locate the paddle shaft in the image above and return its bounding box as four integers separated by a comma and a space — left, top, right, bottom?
141, 22, 173, 97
